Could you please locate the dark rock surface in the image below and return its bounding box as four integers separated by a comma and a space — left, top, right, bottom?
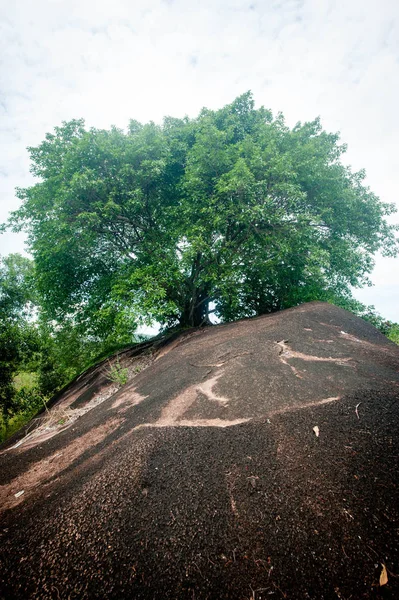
1, 302, 398, 599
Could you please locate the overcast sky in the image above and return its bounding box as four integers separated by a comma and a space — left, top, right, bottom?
1, 0, 398, 319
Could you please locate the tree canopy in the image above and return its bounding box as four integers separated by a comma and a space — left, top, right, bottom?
11, 92, 398, 330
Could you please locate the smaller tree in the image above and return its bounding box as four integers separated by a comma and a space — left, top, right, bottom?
0, 254, 38, 422
0, 250, 141, 427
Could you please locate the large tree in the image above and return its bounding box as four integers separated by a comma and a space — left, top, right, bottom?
10, 93, 398, 329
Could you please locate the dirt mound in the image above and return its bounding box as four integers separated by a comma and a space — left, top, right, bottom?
0, 302, 398, 599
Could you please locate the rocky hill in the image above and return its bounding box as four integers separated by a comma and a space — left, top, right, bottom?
1, 302, 398, 599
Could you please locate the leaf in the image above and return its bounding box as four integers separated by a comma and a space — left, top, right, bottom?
379, 564, 388, 586
313, 426, 320, 437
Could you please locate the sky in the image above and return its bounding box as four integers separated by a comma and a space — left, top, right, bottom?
1, 0, 398, 320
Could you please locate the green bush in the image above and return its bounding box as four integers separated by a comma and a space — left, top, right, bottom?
387, 324, 399, 344
106, 359, 129, 387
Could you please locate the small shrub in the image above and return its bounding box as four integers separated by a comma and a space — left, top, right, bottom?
105, 359, 128, 387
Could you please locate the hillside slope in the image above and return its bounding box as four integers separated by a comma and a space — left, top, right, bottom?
1, 302, 398, 599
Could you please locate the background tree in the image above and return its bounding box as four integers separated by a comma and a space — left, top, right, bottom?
0, 254, 39, 422
0, 251, 141, 440
10, 93, 398, 330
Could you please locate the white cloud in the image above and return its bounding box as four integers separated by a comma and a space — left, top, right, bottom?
0, 0, 398, 317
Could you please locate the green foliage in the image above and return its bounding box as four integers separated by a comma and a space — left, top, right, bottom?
2, 86, 398, 440
1, 408, 37, 443
0, 250, 147, 442
365, 315, 399, 344
0, 254, 40, 422
0, 381, 47, 443
0, 253, 36, 321
0, 255, 78, 430
328, 294, 399, 344
7, 93, 399, 333
387, 324, 399, 344
105, 358, 129, 387
13, 371, 38, 390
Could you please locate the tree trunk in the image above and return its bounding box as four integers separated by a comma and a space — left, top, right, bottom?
180, 288, 211, 328
179, 252, 212, 328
